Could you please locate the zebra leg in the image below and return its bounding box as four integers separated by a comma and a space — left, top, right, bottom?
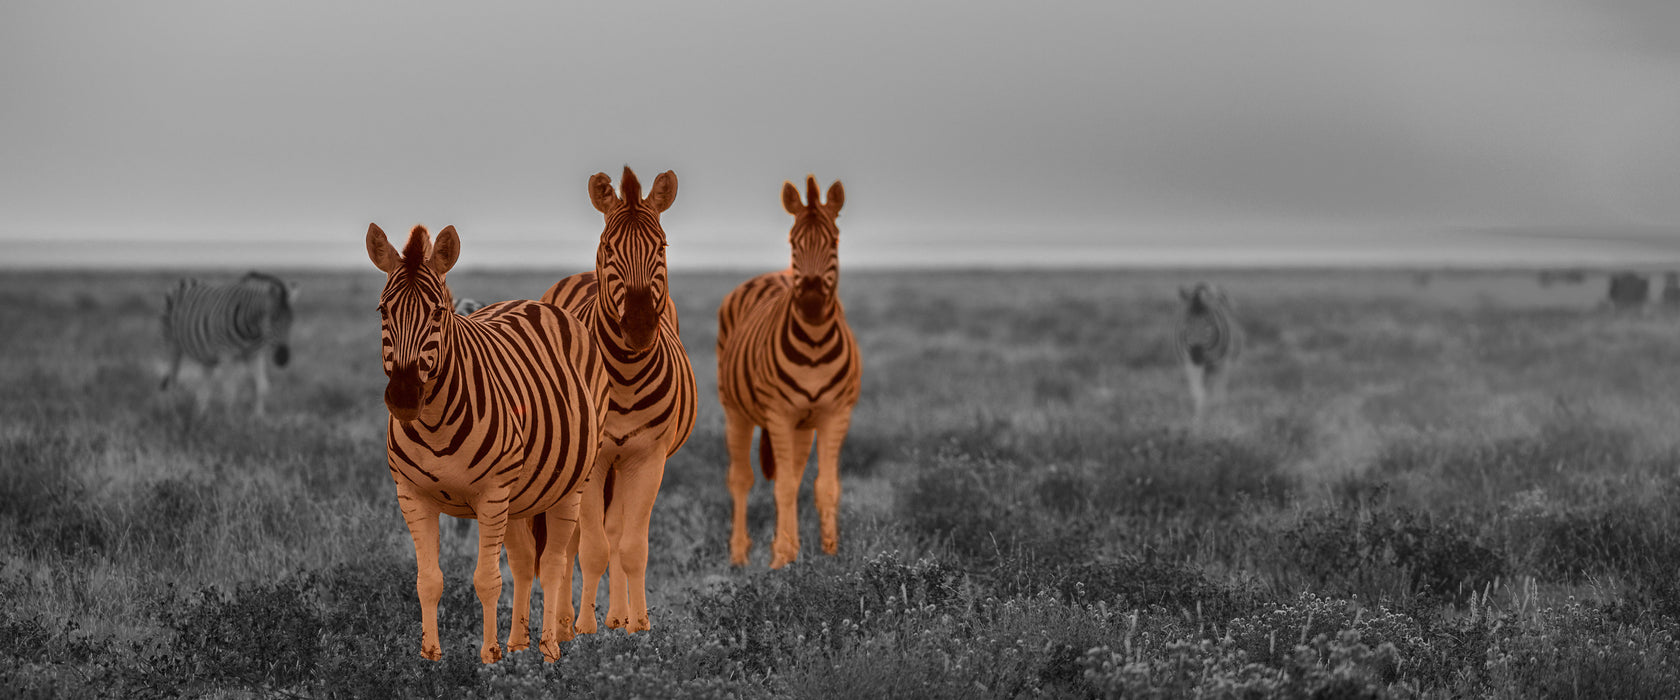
813, 414, 852, 556
395, 488, 445, 661
251, 354, 269, 418
608, 450, 669, 633
1208, 363, 1231, 410
504, 516, 536, 653
574, 459, 609, 635
160, 348, 182, 391
724, 409, 756, 566
195, 361, 219, 414
1184, 361, 1207, 429
766, 418, 807, 570
471, 497, 511, 664
538, 503, 582, 662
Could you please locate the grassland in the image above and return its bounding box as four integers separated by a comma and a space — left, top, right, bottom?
4, 266, 1680, 698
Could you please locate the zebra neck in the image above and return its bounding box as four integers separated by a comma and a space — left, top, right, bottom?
412, 319, 465, 424
589, 302, 660, 364
784, 295, 841, 329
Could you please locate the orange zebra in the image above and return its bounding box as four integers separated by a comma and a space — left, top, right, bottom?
717, 176, 862, 569
541, 167, 696, 633
367, 223, 605, 663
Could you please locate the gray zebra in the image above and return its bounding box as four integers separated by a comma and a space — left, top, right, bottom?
160, 271, 300, 416
1177, 282, 1244, 428
454, 297, 486, 315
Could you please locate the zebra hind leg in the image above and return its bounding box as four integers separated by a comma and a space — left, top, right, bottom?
251, 355, 269, 418
195, 362, 220, 415
160, 349, 183, 391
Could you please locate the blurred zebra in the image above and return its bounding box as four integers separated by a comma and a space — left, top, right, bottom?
454, 297, 486, 315
1177, 282, 1243, 428
717, 175, 862, 570
539, 167, 696, 635
159, 271, 299, 416
1606, 271, 1650, 312
368, 223, 605, 664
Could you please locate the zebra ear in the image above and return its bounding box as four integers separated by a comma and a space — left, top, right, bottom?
589, 172, 621, 214
367, 223, 401, 273
429, 226, 461, 275
286, 282, 301, 304
782, 181, 803, 215
824, 180, 844, 216
644, 170, 677, 213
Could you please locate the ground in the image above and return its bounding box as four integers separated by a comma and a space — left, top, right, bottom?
3, 266, 1679, 698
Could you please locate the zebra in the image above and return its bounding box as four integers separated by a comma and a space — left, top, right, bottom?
159, 271, 299, 417
1606, 271, 1650, 312
717, 175, 862, 570
454, 297, 486, 315
539, 166, 696, 634
366, 223, 606, 664
1177, 282, 1244, 428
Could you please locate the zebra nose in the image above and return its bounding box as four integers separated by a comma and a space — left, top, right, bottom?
798, 276, 824, 296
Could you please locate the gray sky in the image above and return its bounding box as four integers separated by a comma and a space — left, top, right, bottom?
4, 0, 1680, 268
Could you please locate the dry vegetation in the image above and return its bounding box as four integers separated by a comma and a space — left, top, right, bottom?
4, 267, 1680, 698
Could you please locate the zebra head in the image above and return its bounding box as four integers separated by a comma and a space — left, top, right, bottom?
366, 223, 460, 423
589, 166, 675, 352
1179, 282, 1228, 315
782, 175, 844, 323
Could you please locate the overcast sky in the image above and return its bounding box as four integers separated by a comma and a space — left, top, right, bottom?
4, 1, 1679, 268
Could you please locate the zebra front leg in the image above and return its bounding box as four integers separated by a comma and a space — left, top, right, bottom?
607, 451, 668, 632
724, 410, 755, 566
1183, 361, 1207, 430
504, 516, 536, 653
539, 500, 582, 662
395, 489, 445, 661
574, 460, 609, 636
471, 497, 512, 663
813, 414, 852, 556
766, 418, 808, 569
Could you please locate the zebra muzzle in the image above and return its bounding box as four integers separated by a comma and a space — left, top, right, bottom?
384, 371, 424, 422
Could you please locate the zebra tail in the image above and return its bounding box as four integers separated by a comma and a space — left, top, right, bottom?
759, 428, 776, 481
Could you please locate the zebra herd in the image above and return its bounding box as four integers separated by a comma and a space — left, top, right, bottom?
155, 167, 1236, 663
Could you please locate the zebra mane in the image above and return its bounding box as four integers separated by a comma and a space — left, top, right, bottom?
402, 225, 430, 272
805, 176, 820, 209
242, 271, 293, 315
620, 166, 641, 207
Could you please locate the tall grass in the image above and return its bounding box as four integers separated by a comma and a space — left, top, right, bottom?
4, 268, 1680, 697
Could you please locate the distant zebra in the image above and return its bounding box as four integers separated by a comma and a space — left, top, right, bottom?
718, 175, 862, 569
1177, 282, 1243, 428
1661, 273, 1680, 307
454, 297, 486, 315
159, 271, 299, 416
367, 223, 605, 664
539, 167, 696, 634
1606, 272, 1650, 312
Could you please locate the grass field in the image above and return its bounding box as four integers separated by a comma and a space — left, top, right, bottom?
5, 266, 1680, 698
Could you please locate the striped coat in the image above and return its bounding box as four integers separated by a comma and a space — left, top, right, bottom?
367, 223, 605, 664
718, 175, 861, 569
539, 167, 696, 634
159, 271, 298, 416
1177, 282, 1244, 427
